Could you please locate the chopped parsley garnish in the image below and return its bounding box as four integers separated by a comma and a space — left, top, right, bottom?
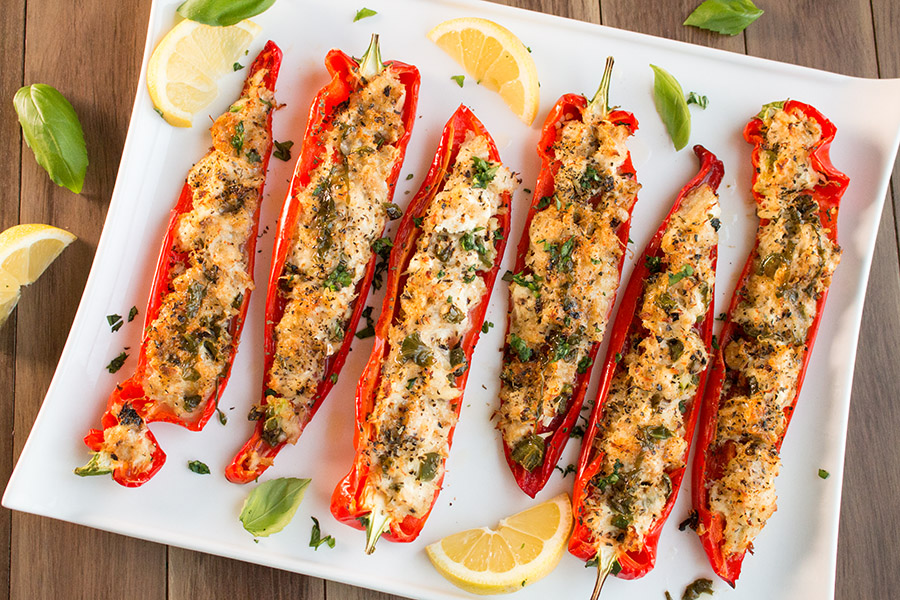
188, 460, 210, 474
353, 7, 377, 21
645, 255, 662, 273
686, 91, 708, 108
233, 62, 244, 71
451, 75, 465, 87
309, 517, 336, 550
128, 306, 138, 322
502, 270, 541, 293
230, 121, 244, 153
550, 332, 581, 363
554, 463, 576, 478
576, 355, 593, 374
384, 203, 403, 220
543, 237, 575, 272
818, 468, 830, 479
536, 195, 553, 210
668, 264, 694, 286
594, 459, 622, 491
355, 306, 376, 339
711, 334, 719, 350
106, 351, 128, 373
471, 156, 499, 189
681, 578, 714, 599
371, 237, 393, 290
509, 333, 532, 362
413, 216, 424, 228
481, 321, 494, 334
107, 314, 121, 327
323, 263, 352, 291
273, 139, 293, 161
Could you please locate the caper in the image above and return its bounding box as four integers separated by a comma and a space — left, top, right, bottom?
511, 434, 546, 472
418, 452, 442, 482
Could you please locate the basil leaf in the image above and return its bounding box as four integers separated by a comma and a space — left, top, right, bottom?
176, 0, 277, 27
650, 65, 691, 151
683, 0, 763, 36
451, 75, 465, 87
14, 84, 88, 193
239, 477, 311, 537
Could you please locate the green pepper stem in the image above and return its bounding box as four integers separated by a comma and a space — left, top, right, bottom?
589, 56, 616, 119
364, 503, 391, 554
590, 547, 618, 600
74, 452, 112, 477
359, 33, 385, 79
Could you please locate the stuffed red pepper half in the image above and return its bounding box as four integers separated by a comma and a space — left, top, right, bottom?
225, 35, 419, 483
495, 57, 640, 497
692, 100, 849, 585
331, 105, 517, 552
76, 42, 283, 486
569, 146, 724, 596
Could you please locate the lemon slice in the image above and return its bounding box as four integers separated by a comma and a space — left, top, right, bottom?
146, 19, 262, 127
0, 224, 76, 325
425, 493, 573, 594
428, 17, 539, 125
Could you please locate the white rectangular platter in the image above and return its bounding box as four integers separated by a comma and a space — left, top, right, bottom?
6, 0, 900, 599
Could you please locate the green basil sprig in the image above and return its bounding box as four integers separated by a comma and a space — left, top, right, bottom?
14, 84, 88, 193
684, 0, 764, 36
239, 477, 310, 537
650, 65, 691, 151
176, 0, 276, 27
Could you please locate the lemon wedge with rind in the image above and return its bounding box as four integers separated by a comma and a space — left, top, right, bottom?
0, 224, 76, 325
428, 17, 540, 125
146, 19, 261, 127
425, 493, 573, 594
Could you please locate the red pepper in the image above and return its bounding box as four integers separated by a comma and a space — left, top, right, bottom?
81, 42, 283, 487
330, 105, 512, 548
568, 146, 723, 586
225, 37, 420, 484
499, 58, 639, 498
691, 101, 849, 585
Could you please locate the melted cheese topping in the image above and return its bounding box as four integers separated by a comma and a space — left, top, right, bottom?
362, 133, 516, 522
143, 69, 273, 417
93, 68, 275, 474
497, 109, 640, 461
580, 185, 719, 554
258, 69, 406, 446
707, 106, 841, 556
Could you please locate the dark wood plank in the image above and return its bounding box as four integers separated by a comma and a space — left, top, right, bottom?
167, 549, 326, 600
871, 0, 900, 253
836, 195, 900, 600
9, 0, 166, 598
602, 0, 745, 51
0, 0, 26, 596
840, 3, 900, 600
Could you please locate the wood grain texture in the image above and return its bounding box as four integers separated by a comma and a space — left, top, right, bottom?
167, 548, 326, 600
602, 0, 745, 51
871, 0, 900, 253
0, 0, 25, 596
9, 0, 166, 599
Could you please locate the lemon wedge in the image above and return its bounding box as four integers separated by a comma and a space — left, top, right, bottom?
0, 224, 76, 325
425, 493, 573, 594
428, 17, 539, 125
146, 19, 261, 127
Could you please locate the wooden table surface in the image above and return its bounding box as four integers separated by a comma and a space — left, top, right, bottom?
2, 0, 898, 598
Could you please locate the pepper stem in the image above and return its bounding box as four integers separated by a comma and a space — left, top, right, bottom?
588, 56, 616, 119
364, 502, 391, 554
74, 452, 112, 477
359, 33, 385, 79
590, 547, 618, 600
